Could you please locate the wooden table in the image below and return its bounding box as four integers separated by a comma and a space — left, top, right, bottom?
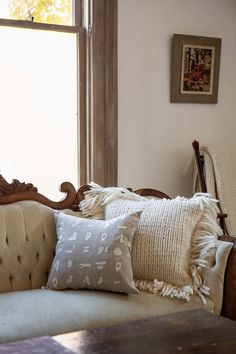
53, 309, 236, 353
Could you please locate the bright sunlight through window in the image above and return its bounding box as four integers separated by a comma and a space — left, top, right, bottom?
0, 26, 78, 200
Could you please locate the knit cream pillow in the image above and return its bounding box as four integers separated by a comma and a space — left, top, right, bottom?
105, 195, 222, 302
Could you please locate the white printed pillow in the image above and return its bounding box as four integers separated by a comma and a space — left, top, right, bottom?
46, 211, 141, 294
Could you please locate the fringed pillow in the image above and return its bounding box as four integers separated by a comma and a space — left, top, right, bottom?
104, 194, 222, 302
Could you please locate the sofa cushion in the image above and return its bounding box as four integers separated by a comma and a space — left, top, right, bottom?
0, 288, 215, 344
0, 201, 82, 293
46, 211, 140, 294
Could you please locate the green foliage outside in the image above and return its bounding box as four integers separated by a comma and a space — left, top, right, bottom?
10, 0, 72, 25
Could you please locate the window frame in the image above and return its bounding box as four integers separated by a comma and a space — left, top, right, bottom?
83, 0, 118, 186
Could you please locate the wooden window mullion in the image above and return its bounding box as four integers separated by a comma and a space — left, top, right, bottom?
85, 0, 117, 187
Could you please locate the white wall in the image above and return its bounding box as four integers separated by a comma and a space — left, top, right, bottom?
118, 0, 236, 197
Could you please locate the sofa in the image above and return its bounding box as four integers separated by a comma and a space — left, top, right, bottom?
0, 175, 235, 344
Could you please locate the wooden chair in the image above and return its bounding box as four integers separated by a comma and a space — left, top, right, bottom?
192, 140, 236, 320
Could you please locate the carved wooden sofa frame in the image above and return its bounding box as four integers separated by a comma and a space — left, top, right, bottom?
0, 174, 235, 320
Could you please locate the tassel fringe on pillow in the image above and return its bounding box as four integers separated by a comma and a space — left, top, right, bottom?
80, 182, 145, 219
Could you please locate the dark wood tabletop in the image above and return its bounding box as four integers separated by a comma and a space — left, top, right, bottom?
53, 309, 236, 354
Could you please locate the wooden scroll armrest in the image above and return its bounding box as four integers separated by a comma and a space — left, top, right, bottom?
0, 175, 77, 210
220, 234, 236, 320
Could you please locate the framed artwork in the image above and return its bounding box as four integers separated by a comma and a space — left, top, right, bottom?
171, 34, 221, 103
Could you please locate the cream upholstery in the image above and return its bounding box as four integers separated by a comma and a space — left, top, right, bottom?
0, 201, 232, 344
0, 201, 82, 293
0, 202, 55, 293
203, 240, 233, 314
0, 289, 215, 344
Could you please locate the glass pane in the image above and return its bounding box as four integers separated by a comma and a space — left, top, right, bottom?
0, 0, 73, 26
0, 26, 78, 200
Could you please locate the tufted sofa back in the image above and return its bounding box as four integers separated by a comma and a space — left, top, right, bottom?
0, 201, 83, 294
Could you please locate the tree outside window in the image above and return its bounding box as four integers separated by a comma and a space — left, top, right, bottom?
1, 0, 72, 26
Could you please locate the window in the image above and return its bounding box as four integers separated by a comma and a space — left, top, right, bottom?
0, 0, 118, 195
0, 1, 81, 199
0, 26, 77, 200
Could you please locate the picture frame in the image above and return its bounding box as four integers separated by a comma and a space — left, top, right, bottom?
171, 34, 221, 103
